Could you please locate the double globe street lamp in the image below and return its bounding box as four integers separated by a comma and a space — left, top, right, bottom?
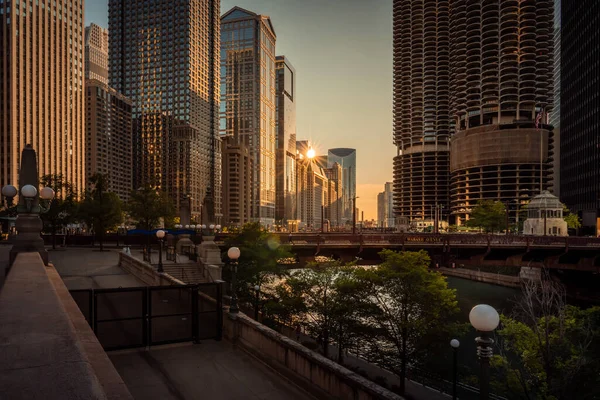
469, 304, 500, 400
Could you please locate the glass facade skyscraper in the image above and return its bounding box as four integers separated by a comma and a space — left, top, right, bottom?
560, 0, 600, 234
275, 55, 296, 226
220, 7, 277, 226
328, 148, 356, 224
108, 0, 221, 222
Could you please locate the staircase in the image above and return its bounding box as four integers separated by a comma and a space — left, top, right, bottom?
162, 264, 207, 284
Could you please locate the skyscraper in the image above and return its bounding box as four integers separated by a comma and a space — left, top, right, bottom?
109, 0, 221, 222
551, 0, 562, 197
275, 56, 297, 226
449, 0, 554, 225
392, 0, 450, 226
328, 148, 356, 224
560, 0, 600, 234
220, 7, 277, 226
0, 0, 85, 194
85, 23, 109, 85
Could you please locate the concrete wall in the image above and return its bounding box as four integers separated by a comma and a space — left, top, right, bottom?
224, 312, 404, 400
118, 251, 185, 286
439, 267, 521, 288
0, 252, 133, 400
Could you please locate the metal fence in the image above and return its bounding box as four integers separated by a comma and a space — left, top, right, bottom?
70, 283, 223, 351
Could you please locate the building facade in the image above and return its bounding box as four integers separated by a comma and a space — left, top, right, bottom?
0, 0, 85, 195
560, 0, 600, 234
551, 0, 561, 197
449, 0, 555, 225
85, 80, 132, 201
221, 135, 252, 226
328, 148, 356, 224
220, 7, 277, 226
324, 162, 343, 229
108, 0, 221, 222
275, 55, 296, 226
85, 23, 109, 85
392, 0, 450, 226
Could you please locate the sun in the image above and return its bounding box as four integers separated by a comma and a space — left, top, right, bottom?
307, 148, 316, 159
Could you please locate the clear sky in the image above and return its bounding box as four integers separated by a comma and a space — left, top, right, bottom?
85, 0, 394, 220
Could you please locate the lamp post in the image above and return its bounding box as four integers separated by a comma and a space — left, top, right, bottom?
227, 246, 241, 313
254, 284, 260, 321
469, 304, 500, 400
156, 230, 165, 273
450, 339, 460, 400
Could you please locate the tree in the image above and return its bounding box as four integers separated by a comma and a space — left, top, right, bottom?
354, 250, 460, 395
267, 261, 370, 362
78, 174, 123, 251
40, 174, 79, 250
492, 277, 600, 399
222, 222, 292, 303
466, 200, 507, 233
127, 186, 176, 231
562, 204, 582, 230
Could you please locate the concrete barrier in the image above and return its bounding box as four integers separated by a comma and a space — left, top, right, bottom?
0, 252, 133, 400
439, 267, 521, 288
224, 311, 404, 400
118, 251, 185, 286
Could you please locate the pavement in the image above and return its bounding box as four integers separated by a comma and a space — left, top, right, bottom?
48, 248, 145, 290
109, 342, 314, 400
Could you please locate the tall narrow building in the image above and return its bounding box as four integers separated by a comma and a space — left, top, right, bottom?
560, 0, 600, 235
0, 0, 85, 194
109, 0, 221, 222
220, 7, 277, 226
328, 148, 356, 224
85, 23, 109, 85
449, 0, 554, 225
551, 0, 561, 197
275, 56, 297, 227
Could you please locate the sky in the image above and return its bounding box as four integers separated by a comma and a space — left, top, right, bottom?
85, 0, 394, 220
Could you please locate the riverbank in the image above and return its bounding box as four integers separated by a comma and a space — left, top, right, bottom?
439, 267, 521, 288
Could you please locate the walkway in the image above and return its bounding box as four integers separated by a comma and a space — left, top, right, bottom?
110, 342, 314, 400
49, 248, 145, 290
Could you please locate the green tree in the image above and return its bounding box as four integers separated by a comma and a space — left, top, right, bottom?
466, 200, 507, 233
562, 204, 582, 230
127, 185, 176, 230
78, 174, 123, 251
354, 250, 460, 395
40, 174, 79, 250
267, 261, 370, 362
492, 278, 600, 399
222, 222, 292, 303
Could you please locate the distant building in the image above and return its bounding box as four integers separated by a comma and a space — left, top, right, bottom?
221, 7, 277, 226
275, 56, 297, 226
85, 24, 109, 85
377, 192, 385, 228
221, 135, 252, 226
328, 148, 356, 224
384, 182, 395, 228
0, 0, 85, 194
85, 79, 132, 201
109, 0, 221, 222
324, 163, 343, 228
551, 0, 561, 197
560, 0, 600, 235
523, 191, 567, 236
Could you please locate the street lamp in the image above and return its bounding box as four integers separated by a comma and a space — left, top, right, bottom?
450, 339, 460, 400
469, 304, 500, 400
156, 230, 166, 273
254, 284, 260, 321
227, 246, 241, 313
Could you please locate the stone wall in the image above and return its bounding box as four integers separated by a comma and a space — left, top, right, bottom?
223, 311, 404, 400
439, 267, 521, 288
118, 251, 184, 286
0, 252, 133, 399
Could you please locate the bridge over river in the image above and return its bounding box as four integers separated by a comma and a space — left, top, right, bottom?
214, 233, 600, 271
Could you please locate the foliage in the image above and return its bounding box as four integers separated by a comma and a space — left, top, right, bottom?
266, 261, 373, 361
127, 185, 176, 230
222, 222, 292, 303
562, 204, 582, 230
78, 174, 123, 251
465, 200, 507, 233
40, 174, 79, 249
353, 250, 460, 395
492, 278, 600, 399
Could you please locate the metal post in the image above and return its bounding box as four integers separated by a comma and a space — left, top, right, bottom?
506, 203, 510, 235
254, 288, 260, 321
476, 332, 494, 400
352, 196, 357, 235
453, 347, 458, 400
230, 262, 239, 313
158, 239, 164, 273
